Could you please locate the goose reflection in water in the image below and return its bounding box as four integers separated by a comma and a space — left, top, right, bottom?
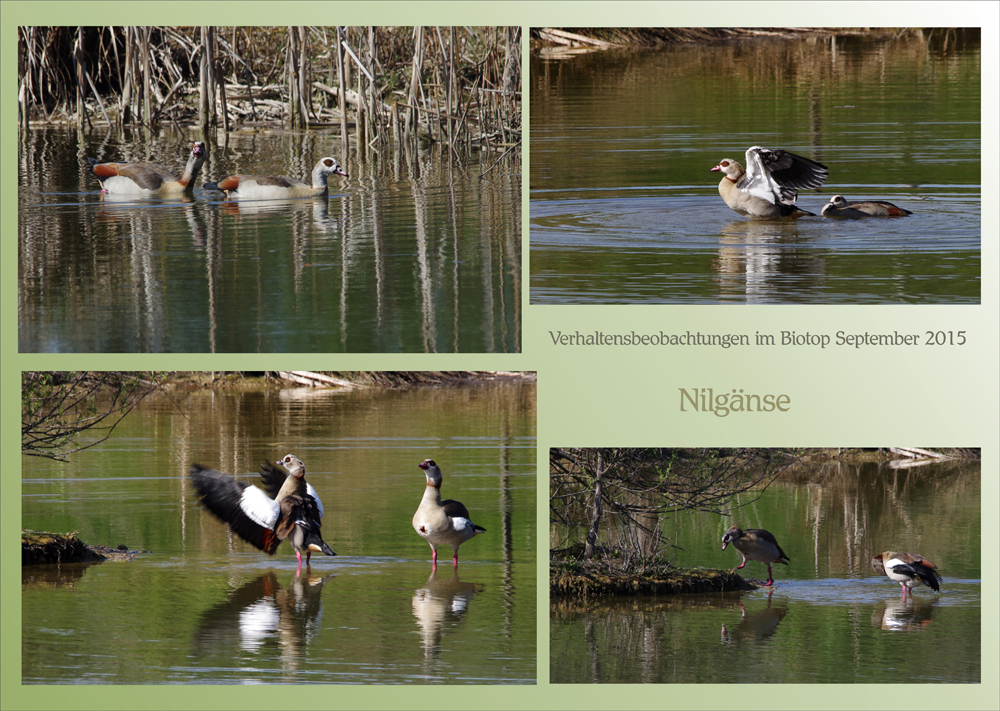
194, 571, 334, 670
90, 194, 206, 248
412, 568, 485, 662
211, 194, 343, 237
871, 596, 937, 632
720, 591, 790, 646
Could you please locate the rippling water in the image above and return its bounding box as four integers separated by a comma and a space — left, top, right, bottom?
19, 130, 521, 352
531, 31, 981, 304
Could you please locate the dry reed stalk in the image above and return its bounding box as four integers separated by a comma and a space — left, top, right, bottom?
17, 26, 522, 157
141, 27, 151, 127
336, 27, 348, 155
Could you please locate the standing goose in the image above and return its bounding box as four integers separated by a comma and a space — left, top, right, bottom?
190, 454, 335, 574
86, 141, 207, 195
412, 460, 486, 568
821, 195, 912, 218
722, 526, 790, 586
871, 552, 942, 597
203, 157, 348, 199
711, 146, 828, 218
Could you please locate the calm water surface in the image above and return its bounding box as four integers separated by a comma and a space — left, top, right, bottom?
19, 129, 521, 352
550, 459, 981, 683
22, 378, 536, 684
531, 31, 981, 304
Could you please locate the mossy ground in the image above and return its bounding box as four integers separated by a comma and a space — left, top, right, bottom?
22, 530, 141, 566
550, 555, 758, 598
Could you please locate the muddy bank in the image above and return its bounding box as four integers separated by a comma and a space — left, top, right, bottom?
531, 27, 974, 50
794, 447, 979, 464
165, 370, 534, 392
22, 530, 142, 566
551, 558, 757, 598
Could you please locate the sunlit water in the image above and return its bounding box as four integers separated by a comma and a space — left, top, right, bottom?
550, 458, 981, 683
530, 31, 981, 304
22, 378, 537, 684
552, 579, 981, 684
19, 129, 521, 352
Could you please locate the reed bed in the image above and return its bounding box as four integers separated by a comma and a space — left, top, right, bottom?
18, 26, 521, 155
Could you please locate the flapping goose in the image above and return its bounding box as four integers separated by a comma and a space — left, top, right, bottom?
711, 146, 828, 218
189, 454, 335, 573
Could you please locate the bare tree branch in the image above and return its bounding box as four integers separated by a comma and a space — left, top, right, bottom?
21, 372, 165, 461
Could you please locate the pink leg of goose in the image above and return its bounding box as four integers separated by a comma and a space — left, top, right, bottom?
452, 552, 459, 568
765, 564, 774, 586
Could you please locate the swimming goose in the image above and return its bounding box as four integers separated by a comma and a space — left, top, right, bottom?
189, 454, 335, 573
203, 157, 348, 199
871, 552, 941, 597
412, 460, 486, 568
821, 195, 912, 218
86, 141, 207, 195
711, 146, 828, 218
722, 526, 790, 586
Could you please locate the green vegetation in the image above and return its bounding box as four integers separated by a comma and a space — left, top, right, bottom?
549, 447, 979, 597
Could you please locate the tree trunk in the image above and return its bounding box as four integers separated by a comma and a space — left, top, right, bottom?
583, 451, 604, 559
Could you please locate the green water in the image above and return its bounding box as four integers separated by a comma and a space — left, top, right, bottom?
22, 378, 537, 684
531, 31, 981, 304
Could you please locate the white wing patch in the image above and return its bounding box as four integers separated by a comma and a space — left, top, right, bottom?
450, 517, 480, 541
306, 483, 324, 518
742, 148, 786, 205
239, 485, 280, 529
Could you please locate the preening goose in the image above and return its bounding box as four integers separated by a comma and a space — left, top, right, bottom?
189, 454, 335, 574
711, 146, 828, 218
203, 157, 348, 199
722, 525, 790, 586
871, 552, 942, 597
821, 195, 912, 218
86, 141, 207, 195
412, 460, 486, 568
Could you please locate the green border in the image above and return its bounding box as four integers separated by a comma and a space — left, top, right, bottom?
4, 2, 999, 710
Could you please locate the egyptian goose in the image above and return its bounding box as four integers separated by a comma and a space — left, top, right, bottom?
721, 526, 790, 586
871, 552, 942, 597
711, 146, 828, 218
821, 195, 912, 218
203, 157, 348, 199
86, 141, 207, 195
189, 454, 335, 573
412, 460, 486, 568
